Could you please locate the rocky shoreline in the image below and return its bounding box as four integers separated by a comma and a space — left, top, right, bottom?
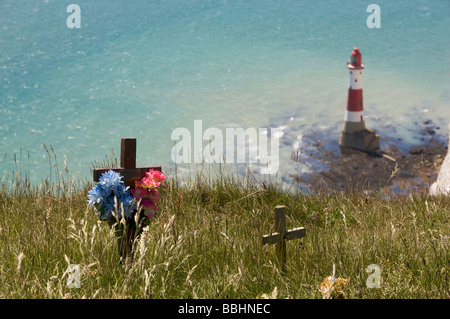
293, 121, 448, 195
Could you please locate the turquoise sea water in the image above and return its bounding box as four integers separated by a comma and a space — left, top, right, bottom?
1, 0, 449, 184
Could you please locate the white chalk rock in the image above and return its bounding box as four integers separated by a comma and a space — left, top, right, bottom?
430, 122, 450, 196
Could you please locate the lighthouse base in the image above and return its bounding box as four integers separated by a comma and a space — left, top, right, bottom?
339, 128, 380, 153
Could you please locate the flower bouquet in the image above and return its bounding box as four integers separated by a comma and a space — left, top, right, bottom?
87, 169, 166, 259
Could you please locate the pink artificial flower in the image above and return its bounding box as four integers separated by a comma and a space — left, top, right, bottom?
142, 200, 158, 219
135, 178, 150, 189
140, 197, 155, 209
146, 169, 166, 183
146, 189, 160, 201
132, 169, 165, 219
130, 187, 148, 200
135, 169, 167, 190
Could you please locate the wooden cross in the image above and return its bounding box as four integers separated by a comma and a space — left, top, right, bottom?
93, 137, 162, 260
93, 137, 161, 187
262, 205, 305, 271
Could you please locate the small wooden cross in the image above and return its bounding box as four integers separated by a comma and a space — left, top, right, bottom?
93, 137, 161, 187
262, 205, 305, 271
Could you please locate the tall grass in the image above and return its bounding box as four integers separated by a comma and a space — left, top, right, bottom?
0, 150, 448, 298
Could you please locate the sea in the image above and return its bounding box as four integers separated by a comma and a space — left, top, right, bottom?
1, 0, 449, 187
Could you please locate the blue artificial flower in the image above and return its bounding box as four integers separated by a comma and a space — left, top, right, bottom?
98, 170, 122, 197
87, 170, 136, 220
87, 184, 102, 206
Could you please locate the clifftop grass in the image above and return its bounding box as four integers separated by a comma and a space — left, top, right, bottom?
0, 159, 449, 299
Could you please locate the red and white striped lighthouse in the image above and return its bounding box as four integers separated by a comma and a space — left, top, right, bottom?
339, 47, 380, 152
346, 48, 365, 129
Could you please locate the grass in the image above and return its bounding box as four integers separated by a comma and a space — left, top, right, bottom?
0, 151, 449, 299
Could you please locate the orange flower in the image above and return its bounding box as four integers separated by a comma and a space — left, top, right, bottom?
319, 264, 350, 299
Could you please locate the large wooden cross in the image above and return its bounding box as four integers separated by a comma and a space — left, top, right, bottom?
93, 137, 162, 260
93, 137, 161, 187
262, 205, 305, 271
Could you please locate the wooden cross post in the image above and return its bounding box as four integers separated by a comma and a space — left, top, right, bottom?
262, 206, 305, 272
93, 137, 161, 187
93, 137, 161, 259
